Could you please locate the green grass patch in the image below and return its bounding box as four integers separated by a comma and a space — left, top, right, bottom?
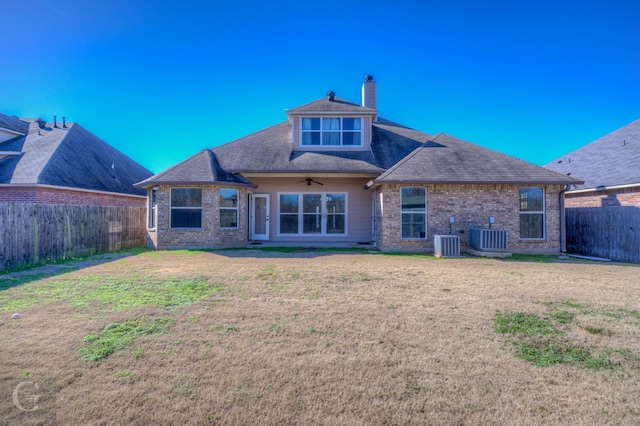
494, 312, 562, 335
495, 302, 635, 369
513, 338, 618, 369
78, 275, 219, 310
79, 318, 173, 362
0, 271, 220, 312
551, 308, 575, 324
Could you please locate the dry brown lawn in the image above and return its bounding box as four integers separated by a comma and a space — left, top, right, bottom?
1, 249, 639, 425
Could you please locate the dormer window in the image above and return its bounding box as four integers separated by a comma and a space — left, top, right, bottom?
301, 117, 362, 146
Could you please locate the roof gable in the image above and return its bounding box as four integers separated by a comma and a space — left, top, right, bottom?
287, 96, 376, 115
136, 149, 255, 188
544, 118, 640, 189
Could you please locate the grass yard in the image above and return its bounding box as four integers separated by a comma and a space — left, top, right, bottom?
1, 249, 639, 425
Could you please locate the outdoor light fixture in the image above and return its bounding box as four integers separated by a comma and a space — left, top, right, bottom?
489, 216, 495, 229
449, 216, 455, 234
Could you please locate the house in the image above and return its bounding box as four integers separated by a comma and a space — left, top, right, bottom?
544, 119, 640, 208
136, 76, 580, 253
0, 113, 152, 207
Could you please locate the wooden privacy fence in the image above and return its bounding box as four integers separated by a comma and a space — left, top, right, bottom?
0, 203, 146, 270
566, 206, 640, 263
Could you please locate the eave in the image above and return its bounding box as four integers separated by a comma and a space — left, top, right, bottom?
566, 182, 640, 194
365, 178, 582, 189
134, 180, 258, 189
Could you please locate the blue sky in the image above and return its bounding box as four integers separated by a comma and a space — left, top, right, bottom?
2, 0, 638, 173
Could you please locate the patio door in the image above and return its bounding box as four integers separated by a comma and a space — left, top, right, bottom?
251, 194, 269, 240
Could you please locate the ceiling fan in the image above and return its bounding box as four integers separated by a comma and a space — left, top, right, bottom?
299, 177, 324, 186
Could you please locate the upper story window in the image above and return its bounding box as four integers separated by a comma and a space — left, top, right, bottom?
301, 117, 362, 146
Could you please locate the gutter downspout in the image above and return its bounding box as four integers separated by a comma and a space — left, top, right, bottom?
559, 185, 569, 254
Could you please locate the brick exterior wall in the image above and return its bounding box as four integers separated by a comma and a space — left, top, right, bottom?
0, 186, 145, 207
148, 185, 249, 250
565, 187, 640, 208
375, 184, 565, 254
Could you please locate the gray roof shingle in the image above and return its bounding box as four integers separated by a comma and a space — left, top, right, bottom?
0, 114, 29, 134
0, 115, 152, 196
374, 132, 582, 185
287, 96, 376, 114
544, 118, 640, 190
135, 149, 255, 187
138, 96, 579, 188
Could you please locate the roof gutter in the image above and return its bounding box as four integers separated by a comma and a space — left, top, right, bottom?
367, 179, 581, 186
566, 182, 640, 194
134, 180, 258, 189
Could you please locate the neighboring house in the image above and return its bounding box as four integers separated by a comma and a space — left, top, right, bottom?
544, 119, 640, 208
136, 76, 580, 253
0, 113, 152, 207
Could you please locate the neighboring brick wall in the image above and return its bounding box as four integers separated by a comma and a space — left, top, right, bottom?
0, 186, 145, 207
376, 184, 564, 254
565, 187, 640, 208
151, 185, 249, 250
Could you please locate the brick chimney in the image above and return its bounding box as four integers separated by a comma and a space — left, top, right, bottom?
361, 75, 376, 110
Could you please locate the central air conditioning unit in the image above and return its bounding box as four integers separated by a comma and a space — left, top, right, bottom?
434, 235, 460, 258
470, 228, 508, 251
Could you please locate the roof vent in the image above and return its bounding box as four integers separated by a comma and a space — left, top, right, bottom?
53, 115, 58, 128
364, 75, 374, 82
327, 91, 336, 101
62, 116, 67, 128
36, 118, 46, 129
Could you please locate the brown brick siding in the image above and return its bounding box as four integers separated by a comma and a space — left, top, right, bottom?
565, 187, 640, 208
375, 184, 564, 254
149, 185, 249, 250
0, 186, 145, 207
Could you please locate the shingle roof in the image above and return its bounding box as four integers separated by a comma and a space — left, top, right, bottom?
544, 118, 640, 190
0, 114, 29, 134
140, 114, 577, 188
210, 121, 385, 174
373, 132, 582, 185
287, 96, 376, 114
0, 116, 152, 196
135, 149, 255, 188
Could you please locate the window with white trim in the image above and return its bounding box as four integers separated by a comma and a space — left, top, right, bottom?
519, 187, 545, 239
279, 192, 347, 235
401, 187, 426, 239
301, 117, 362, 146
219, 188, 238, 229
170, 188, 202, 229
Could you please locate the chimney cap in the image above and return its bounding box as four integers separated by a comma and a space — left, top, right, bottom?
327, 91, 336, 101
364, 75, 374, 82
